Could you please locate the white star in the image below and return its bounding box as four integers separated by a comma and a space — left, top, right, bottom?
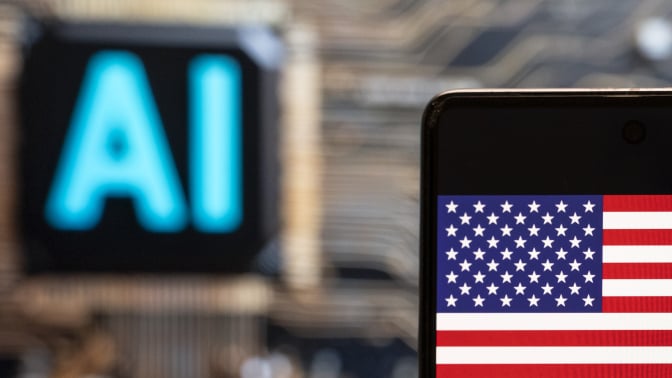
514, 259, 527, 272
582, 248, 595, 260
583, 271, 596, 283
500, 294, 513, 307
541, 259, 554, 271
487, 236, 500, 248
569, 282, 581, 295
541, 282, 554, 295
528, 201, 540, 213
569, 212, 582, 224
500, 201, 513, 213
472, 248, 486, 260
459, 236, 472, 248
473, 271, 486, 283
500, 270, 513, 283
555, 201, 568, 213
459, 212, 472, 225
446, 271, 459, 283
473, 201, 486, 213
555, 271, 568, 283
569, 259, 582, 271
528, 294, 540, 307
472, 224, 485, 237
583, 224, 595, 236
555, 224, 568, 236
528, 271, 541, 283
555, 294, 568, 307
459, 282, 472, 295
486, 282, 499, 295
555, 248, 568, 260
473, 295, 485, 307
542, 236, 554, 248
583, 200, 595, 213
528, 248, 541, 260
445, 295, 458, 307
542, 212, 554, 224
459, 259, 472, 272
446, 201, 458, 213
446, 224, 458, 237
446, 248, 459, 260
486, 259, 499, 272
569, 236, 582, 248
514, 212, 527, 225
500, 248, 513, 260
487, 212, 499, 225
500, 224, 513, 236
514, 236, 527, 248
527, 224, 540, 236
513, 282, 526, 295
583, 294, 595, 307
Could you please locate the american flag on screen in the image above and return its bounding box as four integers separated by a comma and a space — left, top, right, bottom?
436, 195, 672, 377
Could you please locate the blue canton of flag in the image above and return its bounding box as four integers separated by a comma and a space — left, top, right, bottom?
437, 195, 603, 312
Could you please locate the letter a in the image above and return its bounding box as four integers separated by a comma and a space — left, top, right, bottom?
46, 51, 187, 232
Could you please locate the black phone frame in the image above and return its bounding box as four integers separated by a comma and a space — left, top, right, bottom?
420, 89, 672, 377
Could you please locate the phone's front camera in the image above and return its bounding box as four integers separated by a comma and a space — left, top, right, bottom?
623, 121, 647, 144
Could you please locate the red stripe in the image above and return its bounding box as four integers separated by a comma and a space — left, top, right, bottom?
436, 330, 672, 346
603, 229, 672, 245
603, 263, 672, 279
604, 195, 672, 211
603, 296, 672, 313
437, 364, 672, 378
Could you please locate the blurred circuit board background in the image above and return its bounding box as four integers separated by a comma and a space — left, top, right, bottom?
1, 0, 672, 377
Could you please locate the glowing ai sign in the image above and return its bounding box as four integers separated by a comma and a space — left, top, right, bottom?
19, 23, 281, 273
46, 52, 241, 233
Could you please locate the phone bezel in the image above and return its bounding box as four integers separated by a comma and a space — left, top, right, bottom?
419, 89, 672, 377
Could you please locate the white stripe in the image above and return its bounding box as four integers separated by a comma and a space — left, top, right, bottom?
604, 212, 672, 229
436, 346, 672, 364
436, 313, 672, 331
604, 246, 672, 263
603, 279, 672, 296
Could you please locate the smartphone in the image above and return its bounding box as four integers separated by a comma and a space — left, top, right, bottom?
419, 89, 672, 377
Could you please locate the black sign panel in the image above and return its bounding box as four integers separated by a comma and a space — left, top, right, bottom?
19, 21, 281, 273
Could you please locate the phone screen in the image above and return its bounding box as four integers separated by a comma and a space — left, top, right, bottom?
421, 92, 672, 377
